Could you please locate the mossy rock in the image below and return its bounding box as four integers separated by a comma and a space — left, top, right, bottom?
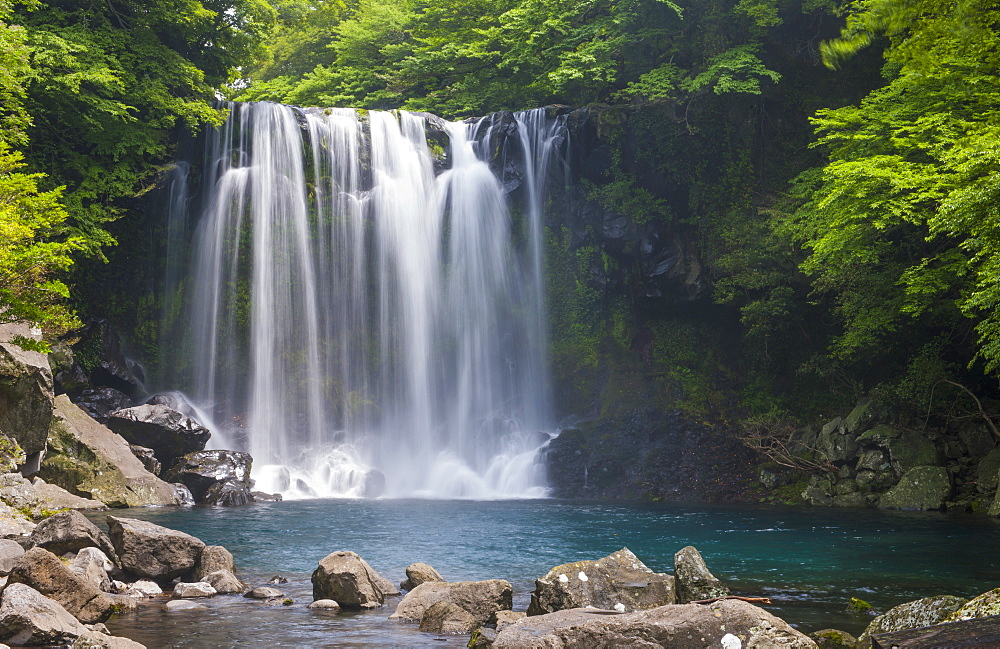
810, 628, 858, 648
887, 432, 940, 472
858, 595, 967, 648
878, 466, 951, 510
945, 588, 1000, 622
0, 432, 26, 473
857, 425, 900, 445
842, 400, 874, 435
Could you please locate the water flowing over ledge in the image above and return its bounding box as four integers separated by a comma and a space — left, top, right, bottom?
158, 103, 570, 500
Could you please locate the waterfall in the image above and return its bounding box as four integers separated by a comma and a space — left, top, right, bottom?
160, 102, 567, 499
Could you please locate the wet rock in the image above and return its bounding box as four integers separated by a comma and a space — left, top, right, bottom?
69, 548, 114, 593
468, 627, 497, 648
810, 628, 858, 648
250, 491, 282, 502
0, 322, 54, 459
527, 548, 674, 615
28, 510, 115, 560
307, 599, 340, 610
39, 396, 179, 507
877, 466, 951, 510
73, 388, 133, 425
164, 450, 252, 506
200, 570, 245, 594
0, 539, 24, 576
945, 587, 1000, 621
390, 580, 512, 626
192, 546, 235, 581
418, 601, 479, 634
245, 586, 284, 600
5, 547, 116, 623
106, 516, 205, 581
173, 582, 216, 598
0, 582, 88, 646
400, 562, 444, 591
673, 546, 729, 604
106, 405, 210, 469
492, 599, 816, 648
171, 483, 195, 507
311, 551, 390, 609
858, 594, 967, 647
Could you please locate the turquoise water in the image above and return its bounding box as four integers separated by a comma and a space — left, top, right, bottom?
100, 500, 1000, 647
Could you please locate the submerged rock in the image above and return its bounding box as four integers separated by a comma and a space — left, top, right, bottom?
492, 600, 816, 648
810, 628, 858, 648
245, 586, 284, 600
389, 579, 512, 627
527, 547, 674, 615
107, 405, 211, 469
106, 516, 205, 581
673, 546, 729, 604
307, 599, 340, 610
311, 551, 391, 609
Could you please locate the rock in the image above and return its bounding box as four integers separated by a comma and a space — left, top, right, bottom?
28, 510, 116, 559
76, 629, 147, 648
887, 432, 941, 472
389, 580, 512, 626
0, 501, 35, 539
832, 492, 868, 508
944, 587, 1000, 621
39, 396, 179, 507
105, 594, 138, 614
127, 446, 160, 476
171, 483, 195, 507
858, 594, 967, 647
163, 600, 208, 612
527, 547, 674, 615
0, 582, 89, 646
468, 627, 497, 648
123, 580, 161, 598
977, 448, 1000, 492
877, 466, 952, 510
810, 628, 858, 648
418, 601, 480, 634
816, 419, 859, 463
843, 401, 875, 435
192, 545, 235, 581
400, 562, 444, 591
68, 320, 145, 398
495, 610, 526, 630
673, 546, 729, 604
870, 616, 1000, 648
245, 586, 284, 599
164, 450, 252, 506
5, 547, 116, 623
0, 540, 24, 576
311, 551, 391, 609
70, 548, 114, 592
106, 516, 206, 581
29, 478, 106, 511
0, 473, 103, 517
173, 582, 216, 598
307, 599, 340, 610
73, 388, 133, 425
200, 570, 245, 594
373, 571, 400, 597
492, 599, 816, 648
803, 476, 834, 506
106, 405, 210, 469
0, 434, 25, 475
958, 425, 995, 459
250, 491, 282, 502
0, 322, 54, 459
988, 480, 1000, 516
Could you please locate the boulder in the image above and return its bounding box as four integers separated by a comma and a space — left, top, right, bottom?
418, 601, 479, 634
816, 419, 859, 463
106, 516, 206, 581
28, 510, 116, 559
123, 581, 162, 598
958, 425, 995, 459
193, 546, 236, 581
877, 466, 951, 510
172, 483, 195, 506
0, 502, 35, 539
673, 546, 729, 604
977, 448, 1000, 492
311, 551, 391, 609
245, 586, 284, 599
70, 548, 114, 592
527, 548, 674, 615
0, 539, 25, 575
1, 473, 103, 518
809, 628, 858, 648
945, 587, 1000, 621
173, 582, 216, 598
39, 396, 179, 507
5, 547, 116, 623
73, 388, 133, 425
28, 478, 106, 511
843, 401, 875, 435
307, 599, 340, 610
858, 594, 967, 647
389, 580, 512, 626
492, 599, 816, 648
200, 570, 245, 594
164, 450, 252, 506
0, 433, 25, 475
400, 562, 444, 591
887, 432, 941, 472
106, 405, 210, 469
128, 446, 160, 476
163, 600, 207, 612
0, 322, 54, 459
495, 610, 526, 631
0, 582, 88, 646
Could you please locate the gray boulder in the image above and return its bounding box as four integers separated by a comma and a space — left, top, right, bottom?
527, 547, 674, 615
311, 551, 390, 609
673, 546, 729, 604
70, 548, 114, 592
810, 628, 858, 648
858, 594, 967, 647
945, 587, 1000, 621
5, 547, 116, 623
418, 601, 479, 634
245, 586, 284, 600
389, 580, 512, 626
200, 570, 246, 594
192, 545, 235, 581
106, 405, 210, 469
307, 599, 340, 610
28, 510, 116, 560
0, 582, 88, 646
163, 600, 207, 612
0, 323, 54, 459
173, 582, 216, 598
878, 466, 952, 510
106, 516, 205, 581
400, 562, 444, 591
492, 599, 816, 648
164, 450, 253, 506
0, 539, 24, 575
887, 432, 941, 472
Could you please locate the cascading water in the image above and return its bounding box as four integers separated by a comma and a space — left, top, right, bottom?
160, 102, 567, 499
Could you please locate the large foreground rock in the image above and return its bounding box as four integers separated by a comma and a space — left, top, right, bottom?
493, 600, 818, 648
106, 405, 210, 469
28, 509, 116, 559
0, 582, 88, 646
311, 551, 391, 609
5, 547, 116, 623
527, 547, 674, 615
857, 594, 967, 648
674, 545, 729, 604
945, 587, 1000, 621
389, 580, 512, 626
39, 396, 179, 507
0, 323, 53, 458
164, 450, 253, 506
107, 516, 205, 581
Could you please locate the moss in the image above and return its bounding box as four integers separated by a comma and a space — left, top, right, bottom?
847, 597, 875, 615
